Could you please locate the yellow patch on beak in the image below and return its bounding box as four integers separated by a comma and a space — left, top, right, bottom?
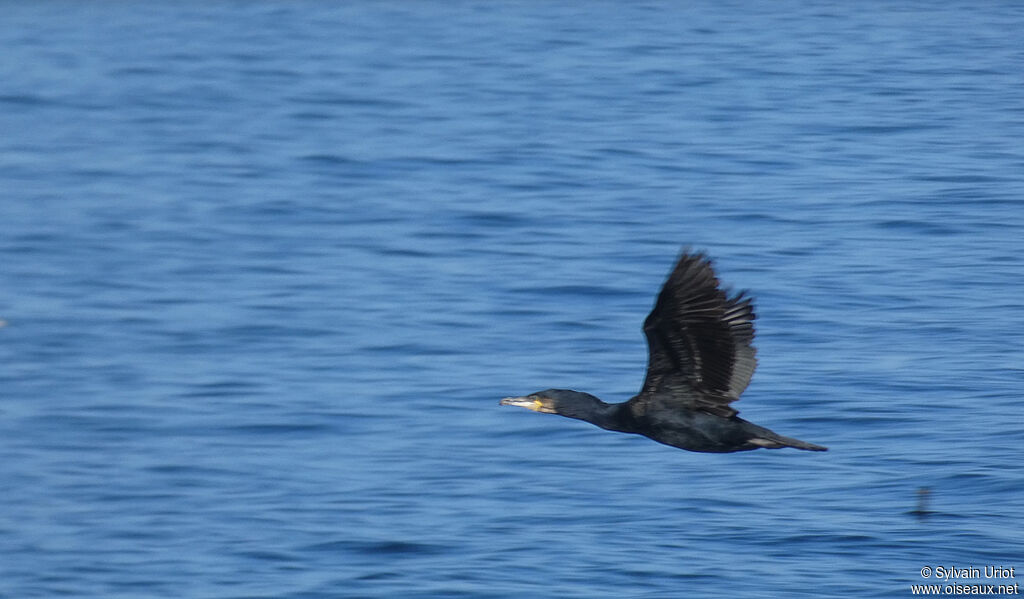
529, 399, 558, 414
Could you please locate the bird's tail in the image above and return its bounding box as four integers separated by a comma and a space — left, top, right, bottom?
776, 435, 828, 452
747, 426, 828, 452
749, 432, 827, 450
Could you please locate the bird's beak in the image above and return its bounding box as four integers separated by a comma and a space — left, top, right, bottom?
500, 396, 556, 413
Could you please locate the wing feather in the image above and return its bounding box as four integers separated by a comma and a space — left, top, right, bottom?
638, 251, 758, 418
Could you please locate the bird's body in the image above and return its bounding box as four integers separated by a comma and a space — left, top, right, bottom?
500, 250, 827, 453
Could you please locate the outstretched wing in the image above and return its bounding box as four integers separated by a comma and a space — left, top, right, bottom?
638, 251, 757, 418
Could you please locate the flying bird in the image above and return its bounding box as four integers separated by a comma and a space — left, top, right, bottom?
500, 250, 827, 453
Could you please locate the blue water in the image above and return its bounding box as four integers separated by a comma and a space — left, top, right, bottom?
2, 2, 1023, 597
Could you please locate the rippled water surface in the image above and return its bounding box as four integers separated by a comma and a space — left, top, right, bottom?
2, 2, 1023, 597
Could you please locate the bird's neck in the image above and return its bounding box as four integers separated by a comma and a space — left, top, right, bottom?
572, 400, 635, 434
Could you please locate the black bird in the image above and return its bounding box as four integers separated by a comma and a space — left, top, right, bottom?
500, 250, 827, 453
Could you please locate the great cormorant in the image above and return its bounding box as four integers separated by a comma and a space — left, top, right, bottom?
500, 250, 827, 453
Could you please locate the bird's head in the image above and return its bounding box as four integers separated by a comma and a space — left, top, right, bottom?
499, 389, 605, 420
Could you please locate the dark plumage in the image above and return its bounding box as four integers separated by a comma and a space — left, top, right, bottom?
500, 250, 827, 453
